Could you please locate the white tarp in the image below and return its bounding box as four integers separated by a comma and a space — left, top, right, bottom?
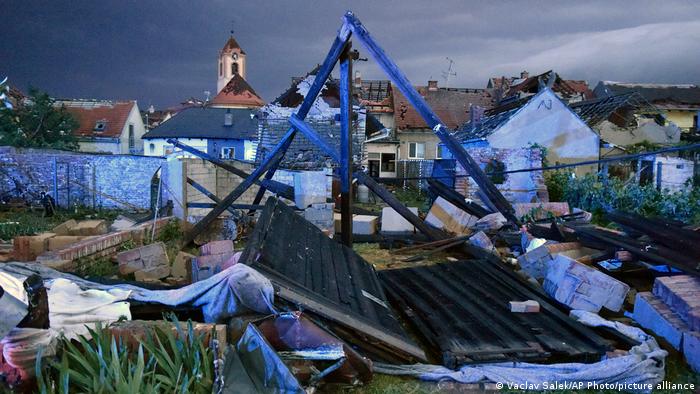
373, 310, 667, 393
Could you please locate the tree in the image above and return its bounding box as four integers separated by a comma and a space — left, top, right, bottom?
0, 87, 80, 150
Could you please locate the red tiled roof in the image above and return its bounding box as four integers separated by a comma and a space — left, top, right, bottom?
211, 74, 264, 108
222, 36, 246, 55
393, 87, 495, 130
58, 100, 135, 138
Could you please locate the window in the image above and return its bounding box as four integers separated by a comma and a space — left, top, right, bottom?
408, 142, 425, 159
219, 61, 223, 76
436, 144, 444, 159
221, 147, 235, 160
380, 153, 396, 172
149, 143, 155, 153
231, 62, 239, 75
94, 120, 107, 131
128, 124, 135, 149
367, 152, 381, 160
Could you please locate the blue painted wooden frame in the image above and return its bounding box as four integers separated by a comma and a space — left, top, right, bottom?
343, 12, 519, 224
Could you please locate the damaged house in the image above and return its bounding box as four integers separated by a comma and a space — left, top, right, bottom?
256, 66, 366, 170
594, 81, 700, 136
454, 87, 600, 177
488, 70, 594, 105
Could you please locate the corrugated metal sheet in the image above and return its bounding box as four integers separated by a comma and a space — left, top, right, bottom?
379, 260, 610, 367
239, 198, 425, 363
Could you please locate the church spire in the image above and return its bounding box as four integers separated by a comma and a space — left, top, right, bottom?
217, 33, 247, 93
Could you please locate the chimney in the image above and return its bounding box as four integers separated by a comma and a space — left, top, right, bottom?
354, 71, 362, 89
520, 71, 529, 79
224, 109, 233, 126
428, 80, 438, 91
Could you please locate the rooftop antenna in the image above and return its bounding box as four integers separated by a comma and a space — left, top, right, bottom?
442, 57, 456, 88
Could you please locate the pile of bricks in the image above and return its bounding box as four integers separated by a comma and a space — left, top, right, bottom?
632, 275, 700, 372
192, 240, 239, 282
116, 242, 171, 282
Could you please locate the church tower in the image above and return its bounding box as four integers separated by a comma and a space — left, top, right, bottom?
217, 34, 247, 94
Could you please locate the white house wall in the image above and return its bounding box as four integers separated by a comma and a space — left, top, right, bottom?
486, 89, 599, 175
143, 138, 208, 158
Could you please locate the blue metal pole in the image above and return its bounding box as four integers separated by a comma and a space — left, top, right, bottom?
344, 12, 519, 225
184, 25, 352, 243
339, 42, 353, 246
251, 24, 353, 209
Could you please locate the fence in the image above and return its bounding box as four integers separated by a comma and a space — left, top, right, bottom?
396, 159, 434, 190
0, 146, 164, 210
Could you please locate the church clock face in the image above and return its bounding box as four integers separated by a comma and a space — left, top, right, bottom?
232, 53, 239, 61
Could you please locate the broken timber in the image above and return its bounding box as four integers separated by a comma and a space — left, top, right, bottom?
181, 27, 350, 245
239, 198, 426, 363
183, 12, 518, 244
167, 139, 293, 201
427, 178, 491, 218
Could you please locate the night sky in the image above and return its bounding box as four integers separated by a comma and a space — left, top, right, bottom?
3, 1, 699, 108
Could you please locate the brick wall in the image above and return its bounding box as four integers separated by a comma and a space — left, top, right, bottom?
0, 146, 164, 209
159, 158, 333, 221
454, 147, 549, 204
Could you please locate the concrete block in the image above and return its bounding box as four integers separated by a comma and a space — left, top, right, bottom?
518, 242, 586, 280
51, 219, 78, 235
192, 253, 233, 282
509, 300, 540, 313
425, 197, 478, 235
110, 216, 137, 232
543, 254, 630, 313
632, 292, 688, 350
47, 236, 87, 251
115, 242, 168, 275
172, 251, 194, 279
13, 233, 56, 261
200, 240, 234, 256
68, 220, 108, 236
381, 207, 418, 233
353, 215, 378, 235
294, 171, 327, 209
474, 212, 507, 232
134, 265, 171, 281
683, 331, 700, 373
469, 231, 495, 252
652, 275, 700, 330
139, 242, 169, 269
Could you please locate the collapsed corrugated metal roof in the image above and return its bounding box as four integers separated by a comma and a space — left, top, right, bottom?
239, 198, 426, 363
379, 260, 610, 367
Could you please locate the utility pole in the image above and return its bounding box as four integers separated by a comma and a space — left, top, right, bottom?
442, 57, 456, 88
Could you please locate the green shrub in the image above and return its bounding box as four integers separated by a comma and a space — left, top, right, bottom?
36, 316, 215, 394
558, 173, 700, 225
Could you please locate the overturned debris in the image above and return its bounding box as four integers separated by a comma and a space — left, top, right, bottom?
238, 197, 426, 363
379, 260, 609, 367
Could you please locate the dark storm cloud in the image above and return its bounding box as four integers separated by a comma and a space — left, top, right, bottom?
2, 1, 699, 107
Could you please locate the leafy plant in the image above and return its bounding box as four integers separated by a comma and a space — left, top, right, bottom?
0, 88, 79, 150
36, 316, 215, 394
555, 173, 700, 225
